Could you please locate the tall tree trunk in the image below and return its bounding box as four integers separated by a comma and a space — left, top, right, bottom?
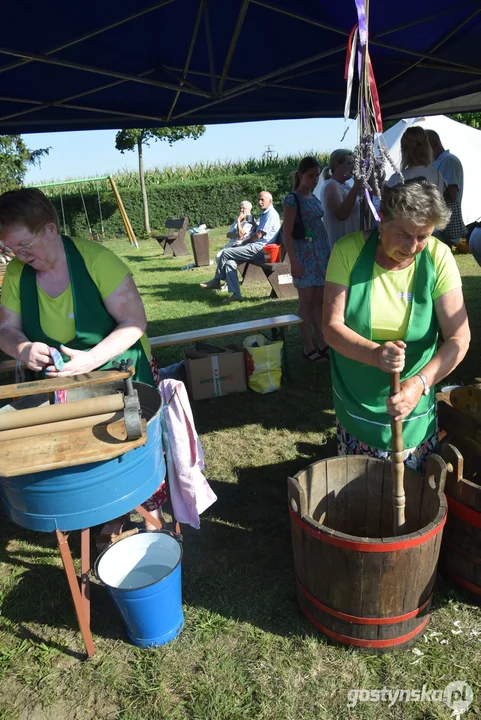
137, 136, 150, 235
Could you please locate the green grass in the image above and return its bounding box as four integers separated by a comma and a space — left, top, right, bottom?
0, 231, 480, 719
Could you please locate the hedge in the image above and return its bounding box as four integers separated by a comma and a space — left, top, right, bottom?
51, 172, 293, 238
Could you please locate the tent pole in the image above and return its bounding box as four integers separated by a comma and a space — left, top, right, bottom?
218, 0, 250, 94
167, 0, 205, 122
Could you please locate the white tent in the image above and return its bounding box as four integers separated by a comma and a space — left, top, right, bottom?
379, 115, 481, 225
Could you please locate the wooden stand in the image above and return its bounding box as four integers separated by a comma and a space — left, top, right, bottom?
190, 233, 210, 266
55, 506, 166, 659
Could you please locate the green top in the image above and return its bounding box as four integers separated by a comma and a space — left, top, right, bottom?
330, 230, 438, 451
19, 236, 155, 386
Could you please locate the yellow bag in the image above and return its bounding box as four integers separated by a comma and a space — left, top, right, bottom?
243, 334, 283, 394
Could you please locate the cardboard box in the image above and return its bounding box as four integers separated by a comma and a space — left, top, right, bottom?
184, 345, 247, 400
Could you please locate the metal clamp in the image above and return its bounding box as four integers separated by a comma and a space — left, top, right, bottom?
113, 358, 142, 440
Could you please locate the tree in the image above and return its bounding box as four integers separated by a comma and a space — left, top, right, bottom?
115, 126, 206, 234
0, 135, 50, 191
449, 112, 481, 130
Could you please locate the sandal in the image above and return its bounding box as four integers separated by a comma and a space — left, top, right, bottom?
303, 349, 325, 363
317, 346, 330, 362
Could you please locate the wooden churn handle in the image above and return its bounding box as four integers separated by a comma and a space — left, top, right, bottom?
0, 366, 135, 402
390, 372, 406, 536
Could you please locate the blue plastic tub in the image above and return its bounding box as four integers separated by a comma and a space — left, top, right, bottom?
95, 530, 184, 647
0, 381, 165, 532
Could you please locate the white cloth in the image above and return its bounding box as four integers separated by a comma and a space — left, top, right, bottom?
386, 166, 445, 194
256, 204, 281, 245
432, 149, 464, 202
318, 178, 360, 249
159, 379, 217, 529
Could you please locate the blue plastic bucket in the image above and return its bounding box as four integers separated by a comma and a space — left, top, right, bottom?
95, 531, 184, 647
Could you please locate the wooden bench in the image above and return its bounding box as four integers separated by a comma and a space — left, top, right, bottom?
0, 315, 302, 381
240, 247, 297, 300
154, 217, 190, 257
149, 314, 302, 379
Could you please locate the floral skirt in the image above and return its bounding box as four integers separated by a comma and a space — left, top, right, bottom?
336, 421, 437, 473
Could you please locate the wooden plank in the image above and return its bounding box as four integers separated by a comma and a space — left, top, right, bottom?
403, 465, 424, 534
305, 460, 327, 524
326, 456, 348, 533
0, 418, 147, 476
0, 367, 134, 400
149, 314, 302, 348
346, 456, 368, 536
365, 458, 384, 537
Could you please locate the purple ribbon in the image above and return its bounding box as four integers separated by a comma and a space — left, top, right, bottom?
365, 187, 381, 222
355, 0, 368, 45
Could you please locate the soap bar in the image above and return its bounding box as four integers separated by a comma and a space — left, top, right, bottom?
49, 347, 65, 371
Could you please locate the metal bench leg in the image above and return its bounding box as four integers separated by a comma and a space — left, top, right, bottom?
272, 327, 289, 381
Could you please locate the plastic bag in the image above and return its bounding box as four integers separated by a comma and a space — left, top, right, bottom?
243, 334, 283, 394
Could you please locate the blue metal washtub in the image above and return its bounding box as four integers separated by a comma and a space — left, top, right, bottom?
0, 381, 165, 533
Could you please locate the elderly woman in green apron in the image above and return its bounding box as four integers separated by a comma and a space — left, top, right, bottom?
322, 179, 470, 470
0, 188, 166, 546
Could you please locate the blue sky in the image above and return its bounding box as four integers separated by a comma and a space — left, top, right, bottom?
23, 118, 359, 185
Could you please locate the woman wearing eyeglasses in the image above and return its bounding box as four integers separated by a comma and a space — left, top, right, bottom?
322, 180, 470, 470
0, 187, 166, 546
0, 188, 156, 383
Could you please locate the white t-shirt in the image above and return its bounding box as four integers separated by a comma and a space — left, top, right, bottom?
386, 166, 445, 194
432, 150, 463, 202
318, 178, 361, 249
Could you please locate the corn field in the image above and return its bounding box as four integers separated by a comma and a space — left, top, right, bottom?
35, 152, 330, 197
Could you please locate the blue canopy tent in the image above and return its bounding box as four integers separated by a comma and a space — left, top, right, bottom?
0, 0, 480, 134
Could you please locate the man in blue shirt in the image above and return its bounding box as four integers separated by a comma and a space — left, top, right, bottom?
426, 129, 465, 246
201, 191, 280, 302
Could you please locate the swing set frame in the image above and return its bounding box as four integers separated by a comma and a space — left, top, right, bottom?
30, 175, 139, 248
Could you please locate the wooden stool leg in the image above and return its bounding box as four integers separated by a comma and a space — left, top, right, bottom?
135, 505, 180, 535
80, 529, 90, 627
56, 530, 95, 658
135, 505, 163, 530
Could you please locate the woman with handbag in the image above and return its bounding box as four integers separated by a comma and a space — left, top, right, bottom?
283, 156, 331, 363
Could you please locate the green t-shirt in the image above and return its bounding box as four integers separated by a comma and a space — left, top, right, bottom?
1, 237, 151, 357
325, 232, 462, 341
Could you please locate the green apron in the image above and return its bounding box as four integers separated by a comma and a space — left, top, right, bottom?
330, 230, 438, 450
20, 235, 155, 386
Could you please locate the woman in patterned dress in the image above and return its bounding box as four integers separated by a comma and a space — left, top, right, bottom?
283, 156, 331, 362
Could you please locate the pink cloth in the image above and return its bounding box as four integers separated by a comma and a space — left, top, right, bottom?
159, 379, 217, 529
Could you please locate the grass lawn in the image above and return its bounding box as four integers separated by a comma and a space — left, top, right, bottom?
0, 229, 480, 720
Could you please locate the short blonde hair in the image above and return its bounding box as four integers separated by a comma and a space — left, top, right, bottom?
400, 127, 433, 170
380, 180, 451, 230
0, 188, 60, 236
240, 200, 252, 212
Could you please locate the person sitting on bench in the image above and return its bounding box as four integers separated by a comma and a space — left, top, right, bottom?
215, 200, 256, 261
200, 191, 280, 303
